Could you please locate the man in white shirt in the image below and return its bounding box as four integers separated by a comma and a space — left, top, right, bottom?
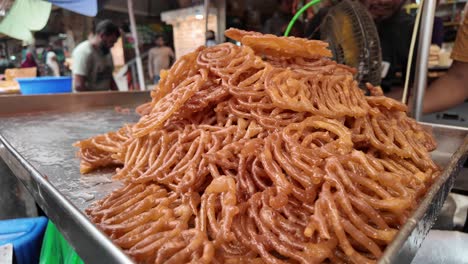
72, 20, 119, 92
148, 35, 174, 84
46, 51, 60, 77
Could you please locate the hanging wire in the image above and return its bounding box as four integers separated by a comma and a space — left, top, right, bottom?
401, 0, 424, 104
284, 0, 322, 36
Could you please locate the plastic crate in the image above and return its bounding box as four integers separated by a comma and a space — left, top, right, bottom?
0, 216, 48, 264
16, 76, 72, 95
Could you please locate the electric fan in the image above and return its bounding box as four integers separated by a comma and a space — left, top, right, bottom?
320, 0, 382, 88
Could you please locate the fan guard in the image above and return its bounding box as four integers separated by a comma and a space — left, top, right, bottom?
320, 0, 382, 88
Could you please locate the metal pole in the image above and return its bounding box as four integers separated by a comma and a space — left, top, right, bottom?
5, 40, 9, 59
127, 0, 145, 90
131, 63, 137, 90
411, 0, 437, 121
216, 0, 226, 43
204, 0, 210, 45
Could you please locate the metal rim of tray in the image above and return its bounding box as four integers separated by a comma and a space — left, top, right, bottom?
378, 129, 468, 263
0, 98, 467, 264
0, 135, 134, 264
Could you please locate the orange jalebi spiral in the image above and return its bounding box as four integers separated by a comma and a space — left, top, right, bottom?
75, 28, 441, 264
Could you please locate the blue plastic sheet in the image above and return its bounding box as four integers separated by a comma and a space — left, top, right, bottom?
46, 0, 98, 17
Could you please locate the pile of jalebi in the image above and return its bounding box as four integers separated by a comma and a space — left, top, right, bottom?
74, 29, 439, 264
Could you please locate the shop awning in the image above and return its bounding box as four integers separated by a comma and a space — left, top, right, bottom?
0, 0, 98, 43
0, 0, 52, 43
47, 0, 98, 17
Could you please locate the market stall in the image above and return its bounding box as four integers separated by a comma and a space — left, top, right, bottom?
0, 0, 148, 94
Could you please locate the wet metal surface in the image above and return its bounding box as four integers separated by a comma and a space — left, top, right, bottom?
0, 108, 139, 211
0, 157, 37, 219
0, 92, 146, 264
379, 123, 468, 264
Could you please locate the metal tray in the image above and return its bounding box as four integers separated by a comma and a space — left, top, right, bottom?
378, 123, 468, 264
0, 92, 467, 264
0, 91, 148, 264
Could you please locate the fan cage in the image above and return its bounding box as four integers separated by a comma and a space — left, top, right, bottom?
320, 0, 382, 88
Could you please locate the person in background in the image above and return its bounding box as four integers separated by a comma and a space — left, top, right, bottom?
432, 16, 445, 47
362, 0, 415, 93
148, 35, 174, 84
72, 20, 120, 92
206, 30, 217, 47
304, 0, 333, 39
423, 13, 468, 113
20, 52, 37, 68
46, 51, 60, 77
263, 0, 304, 37
0, 55, 8, 67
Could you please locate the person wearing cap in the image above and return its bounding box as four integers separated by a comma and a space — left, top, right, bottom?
72, 20, 120, 92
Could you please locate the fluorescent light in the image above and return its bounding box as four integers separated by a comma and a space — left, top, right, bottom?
195, 14, 203, 20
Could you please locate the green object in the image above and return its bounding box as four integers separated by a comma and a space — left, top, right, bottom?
39, 221, 84, 264
284, 0, 322, 36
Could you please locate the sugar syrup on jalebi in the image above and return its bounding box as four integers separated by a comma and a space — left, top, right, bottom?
75, 29, 439, 264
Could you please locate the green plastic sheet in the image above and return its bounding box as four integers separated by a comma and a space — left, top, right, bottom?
39, 221, 84, 264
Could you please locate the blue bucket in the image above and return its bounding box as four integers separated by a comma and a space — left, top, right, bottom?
16, 76, 72, 95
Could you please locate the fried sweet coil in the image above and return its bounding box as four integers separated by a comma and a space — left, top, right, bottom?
73, 125, 132, 173
86, 183, 213, 264
264, 67, 370, 118
266, 56, 357, 76
132, 69, 208, 138
348, 107, 437, 171
197, 42, 265, 86
177, 77, 230, 117
76, 29, 441, 264
136, 102, 152, 116
153, 47, 204, 105
225, 28, 332, 58
226, 64, 309, 131
114, 121, 265, 193
228, 189, 326, 264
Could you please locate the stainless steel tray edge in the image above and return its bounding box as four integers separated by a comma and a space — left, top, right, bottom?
378, 135, 468, 264
0, 90, 150, 116
0, 135, 134, 264
0, 92, 466, 264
